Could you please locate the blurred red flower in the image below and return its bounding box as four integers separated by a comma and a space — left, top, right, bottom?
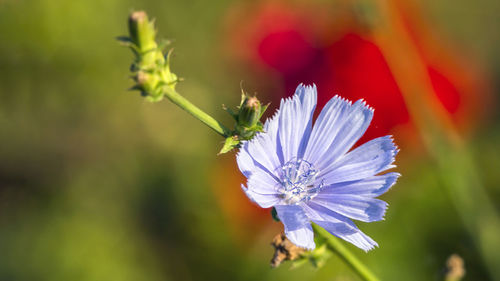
223, 0, 490, 143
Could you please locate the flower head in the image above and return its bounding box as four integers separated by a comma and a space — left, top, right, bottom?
237, 84, 399, 251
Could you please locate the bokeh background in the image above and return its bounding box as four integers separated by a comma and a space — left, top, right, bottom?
0, 0, 499, 280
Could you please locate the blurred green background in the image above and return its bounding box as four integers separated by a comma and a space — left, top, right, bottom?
0, 0, 499, 280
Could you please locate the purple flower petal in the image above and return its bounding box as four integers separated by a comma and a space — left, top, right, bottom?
320, 172, 400, 197
312, 100, 374, 171
313, 194, 388, 222
241, 167, 281, 208
278, 84, 317, 162
313, 220, 377, 252
320, 136, 398, 185
246, 167, 279, 195
244, 133, 281, 175
241, 185, 280, 208
304, 95, 352, 164
275, 204, 315, 249
302, 202, 378, 251
236, 148, 255, 178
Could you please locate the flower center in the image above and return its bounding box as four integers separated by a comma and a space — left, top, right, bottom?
277, 159, 323, 205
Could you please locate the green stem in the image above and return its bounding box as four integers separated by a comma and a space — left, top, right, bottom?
312, 224, 381, 281
164, 87, 229, 137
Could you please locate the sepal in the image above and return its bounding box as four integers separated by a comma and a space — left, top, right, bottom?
218, 136, 240, 155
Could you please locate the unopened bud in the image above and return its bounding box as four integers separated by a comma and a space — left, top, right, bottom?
135, 71, 149, 85
121, 10, 179, 103
128, 11, 157, 52
238, 95, 262, 128
134, 71, 158, 95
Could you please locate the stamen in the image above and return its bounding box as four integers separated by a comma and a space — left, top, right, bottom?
277, 159, 323, 204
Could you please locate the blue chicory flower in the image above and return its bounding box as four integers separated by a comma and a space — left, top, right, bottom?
236, 84, 399, 251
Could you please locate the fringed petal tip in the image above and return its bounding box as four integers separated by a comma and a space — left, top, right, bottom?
332, 94, 354, 106
380, 172, 401, 193
312, 218, 379, 252
362, 240, 379, 252
350, 230, 379, 252
355, 98, 375, 114
385, 135, 400, 171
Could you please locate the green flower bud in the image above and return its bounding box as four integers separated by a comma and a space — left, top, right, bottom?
238, 96, 262, 128
121, 11, 179, 102
221, 92, 269, 149
134, 71, 156, 96
128, 11, 157, 52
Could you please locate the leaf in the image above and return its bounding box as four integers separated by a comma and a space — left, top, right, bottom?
218, 136, 240, 154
